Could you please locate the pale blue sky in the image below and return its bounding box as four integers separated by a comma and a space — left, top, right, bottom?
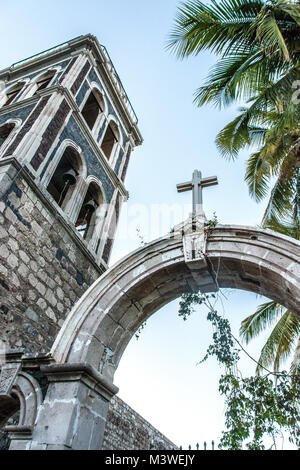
0, 0, 291, 449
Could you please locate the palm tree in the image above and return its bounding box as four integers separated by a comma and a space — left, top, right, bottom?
169, 0, 300, 372
216, 99, 300, 223
168, 0, 300, 219
240, 216, 300, 375
168, 0, 300, 108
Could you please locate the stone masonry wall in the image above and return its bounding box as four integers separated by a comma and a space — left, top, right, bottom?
0, 169, 101, 353
0, 171, 177, 450
102, 396, 177, 450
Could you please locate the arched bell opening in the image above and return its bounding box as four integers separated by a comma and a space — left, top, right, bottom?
82, 89, 105, 132
33, 70, 56, 95
0, 82, 26, 108
0, 123, 15, 152
46, 146, 82, 211
75, 181, 104, 242
101, 120, 120, 161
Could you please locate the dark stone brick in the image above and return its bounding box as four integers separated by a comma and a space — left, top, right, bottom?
56, 248, 63, 261
102, 238, 113, 265
76, 79, 89, 107
76, 272, 84, 286
0, 279, 9, 291
53, 242, 88, 286
3, 197, 31, 229
0, 103, 35, 127
0, 430, 10, 450
0, 305, 9, 314
71, 60, 91, 95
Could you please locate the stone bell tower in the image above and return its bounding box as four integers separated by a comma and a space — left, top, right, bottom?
0, 34, 143, 354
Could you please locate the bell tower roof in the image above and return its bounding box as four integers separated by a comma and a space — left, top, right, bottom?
0, 34, 143, 147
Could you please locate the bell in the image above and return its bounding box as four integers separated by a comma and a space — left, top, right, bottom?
84, 199, 98, 212
62, 168, 77, 186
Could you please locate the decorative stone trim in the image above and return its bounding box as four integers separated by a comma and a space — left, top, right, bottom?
40, 362, 118, 400
0, 350, 47, 445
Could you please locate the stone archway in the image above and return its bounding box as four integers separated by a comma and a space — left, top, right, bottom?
4, 223, 300, 450
51, 224, 300, 382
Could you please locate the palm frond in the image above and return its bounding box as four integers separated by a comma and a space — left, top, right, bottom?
290, 336, 300, 376
216, 111, 251, 158
194, 49, 278, 107
240, 301, 284, 344
168, 0, 300, 109
256, 310, 300, 373
262, 163, 296, 224
254, 4, 291, 60
167, 0, 263, 58
263, 215, 300, 239
245, 151, 271, 201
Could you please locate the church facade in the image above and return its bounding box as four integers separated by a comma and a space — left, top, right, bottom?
0, 35, 175, 450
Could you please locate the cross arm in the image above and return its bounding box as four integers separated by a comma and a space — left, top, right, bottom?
201, 176, 218, 187
177, 181, 193, 193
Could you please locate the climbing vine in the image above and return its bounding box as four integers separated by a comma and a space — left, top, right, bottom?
204, 212, 218, 232
179, 292, 300, 450
135, 321, 147, 340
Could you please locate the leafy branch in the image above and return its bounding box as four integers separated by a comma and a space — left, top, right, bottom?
178, 291, 300, 449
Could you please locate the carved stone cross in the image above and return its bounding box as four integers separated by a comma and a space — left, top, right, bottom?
177, 170, 218, 216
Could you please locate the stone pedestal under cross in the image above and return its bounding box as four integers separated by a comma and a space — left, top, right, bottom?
177, 170, 218, 216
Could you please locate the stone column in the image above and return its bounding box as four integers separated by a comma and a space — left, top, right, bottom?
29, 363, 118, 450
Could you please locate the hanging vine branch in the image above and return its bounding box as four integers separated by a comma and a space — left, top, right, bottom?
178, 292, 300, 450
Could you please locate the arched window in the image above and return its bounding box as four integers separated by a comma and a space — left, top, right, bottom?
2, 82, 25, 107
82, 90, 104, 131
75, 182, 103, 241
0, 123, 15, 149
46, 147, 81, 209
33, 71, 55, 95
101, 121, 119, 160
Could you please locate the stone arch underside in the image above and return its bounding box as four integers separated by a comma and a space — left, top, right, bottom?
51, 225, 300, 382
